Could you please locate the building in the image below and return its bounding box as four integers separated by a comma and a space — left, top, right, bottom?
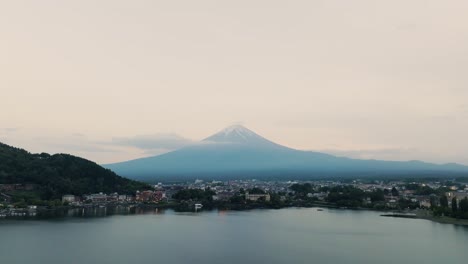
84, 193, 107, 203
245, 192, 271, 202
418, 198, 431, 208
62, 195, 76, 203
118, 195, 135, 202
446, 191, 468, 206
136, 190, 165, 202
212, 192, 235, 201
107, 193, 119, 202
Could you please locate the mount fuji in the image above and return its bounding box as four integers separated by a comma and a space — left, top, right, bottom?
104, 125, 468, 181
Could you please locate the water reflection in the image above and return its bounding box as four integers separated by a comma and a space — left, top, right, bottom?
1, 208, 468, 264
34, 205, 166, 219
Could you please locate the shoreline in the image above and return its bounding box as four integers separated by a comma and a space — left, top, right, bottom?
3, 202, 468, 226
381, 211, 468, 226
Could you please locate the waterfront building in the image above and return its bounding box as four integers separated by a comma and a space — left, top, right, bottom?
446, 191, 468, 206
136, 190, 165, 202
84, 193, 107, 203
245, 192, 271, 202
62, 195, 77, 203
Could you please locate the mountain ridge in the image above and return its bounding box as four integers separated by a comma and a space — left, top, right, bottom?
104, 125, 468, 181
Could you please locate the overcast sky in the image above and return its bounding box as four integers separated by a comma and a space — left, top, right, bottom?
1, 0, 467, 164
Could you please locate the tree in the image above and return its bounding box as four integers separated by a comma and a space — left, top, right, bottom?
326, 185, 365, 207
249, 187, 266, 194
414, 186, 437, 195
369, 189, 385, 202
451, 197, 458, 212
430, 195, 438, 209
230, 195, 245, 204
173, 189, 215, 201
391, 187, 399, 197
460, 197, 468, 213
0, 142, 151, 201
290, 183, 314, 195
440, 195, 448, 208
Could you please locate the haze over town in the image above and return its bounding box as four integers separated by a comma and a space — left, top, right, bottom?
1, 0, 468, 165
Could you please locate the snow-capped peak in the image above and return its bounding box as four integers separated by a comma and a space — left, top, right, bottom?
217, 125, 256, 139
203, 124, 281, 147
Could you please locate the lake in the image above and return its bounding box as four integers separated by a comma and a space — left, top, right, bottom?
1, 208, 467, 264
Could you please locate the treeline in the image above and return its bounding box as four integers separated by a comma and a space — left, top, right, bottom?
290, 183, 418, 209
172, 188, 284, 211
432, 195, 468, 219
0, 142, 150, 201
404, 183, 452, 196
172, 188, 216, 201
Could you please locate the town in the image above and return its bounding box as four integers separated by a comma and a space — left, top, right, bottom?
2, 178, 468, 221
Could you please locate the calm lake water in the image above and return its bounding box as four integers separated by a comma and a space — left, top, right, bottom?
1, 208, 467, 264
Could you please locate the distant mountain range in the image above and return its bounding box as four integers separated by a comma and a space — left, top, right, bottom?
104, 125, 468, 182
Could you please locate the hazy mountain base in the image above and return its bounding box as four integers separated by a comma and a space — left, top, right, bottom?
105, 125, 468, 182
129, 170, 468, 184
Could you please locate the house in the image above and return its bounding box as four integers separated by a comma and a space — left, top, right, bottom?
415, 196, 432, 208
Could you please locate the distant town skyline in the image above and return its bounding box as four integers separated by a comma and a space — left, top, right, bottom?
1, 1, 468, 165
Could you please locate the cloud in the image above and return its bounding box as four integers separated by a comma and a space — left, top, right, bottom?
111, 133, 193, 151
0, 127, 20, 139
53, 143, 119, 153
0, 127, 20, 134
4, 127, 20, 133
32, 134, 119, 154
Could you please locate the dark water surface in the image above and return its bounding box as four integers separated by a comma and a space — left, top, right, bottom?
1, 208, 467, 264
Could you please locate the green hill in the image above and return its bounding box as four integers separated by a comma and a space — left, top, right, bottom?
0, 142, 150, 201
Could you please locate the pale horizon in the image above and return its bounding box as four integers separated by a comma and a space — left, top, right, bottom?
1, 1, 468, 165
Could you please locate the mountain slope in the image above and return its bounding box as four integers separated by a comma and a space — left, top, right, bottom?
104, 125, 468, 181
0, 142, 149, 200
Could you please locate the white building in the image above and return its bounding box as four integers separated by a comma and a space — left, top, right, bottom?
62, 195, 76, 203
245, 192, 271, 202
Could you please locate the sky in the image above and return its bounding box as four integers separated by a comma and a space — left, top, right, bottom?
1, 0, 468, 165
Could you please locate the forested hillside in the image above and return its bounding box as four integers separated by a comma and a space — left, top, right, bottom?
0, 142, 150, 200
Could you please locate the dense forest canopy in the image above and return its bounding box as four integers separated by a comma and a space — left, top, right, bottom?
0, 142, 150, 200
